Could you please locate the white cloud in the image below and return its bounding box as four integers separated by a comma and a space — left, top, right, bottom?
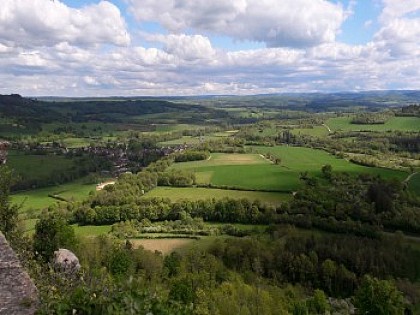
128, 0, 346, 48
374, 0, 420, 57
0, 0, 130, 48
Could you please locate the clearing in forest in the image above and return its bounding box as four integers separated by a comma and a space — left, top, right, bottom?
130, 238, 195, 255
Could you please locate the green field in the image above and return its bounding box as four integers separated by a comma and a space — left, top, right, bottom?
158, 135, 225, 146
171, 149, 406, 192
408, 173, 420, 194
73, 225, 112, 237
144, 187, 291, 204
12, 180, 97, 212
154, 124, 204, 132
291, 126, 330, 137
8, 150, 76, 181
326, 116, 420, 132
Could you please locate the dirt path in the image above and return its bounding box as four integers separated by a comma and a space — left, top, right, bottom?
96, 181, 116, 191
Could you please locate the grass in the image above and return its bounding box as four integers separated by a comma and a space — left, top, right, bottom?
291, 126, 330, 137
73, 225, 112, 237
326, 116, 420, 132
408, 173, 420, 194
62, 137, 91, 148
158, 136, 200, 146
209, 130, 238, 137
170, 149, 406, 192
12, 180, 97, 212
8, 150, 76, 181
158, 135, 222, 146
173, 153, 269, 169
154, 124, 204, 132
130, 238, 196, 255
143, 187, 291, 204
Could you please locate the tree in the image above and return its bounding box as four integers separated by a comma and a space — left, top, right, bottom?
307, 289, 330, 314
0, 165, 19, 238
321, 164, 333, 180
33, 214, 77, 262
354, 275, 405, 315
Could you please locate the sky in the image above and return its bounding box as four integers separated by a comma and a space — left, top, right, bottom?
0, 0, 419, 96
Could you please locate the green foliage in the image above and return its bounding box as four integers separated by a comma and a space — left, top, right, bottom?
306, 289, 330, 314
109, 249, 133, 275
33, 214, 77, 262
0, 165, 19, 237
354, 275, 405, 315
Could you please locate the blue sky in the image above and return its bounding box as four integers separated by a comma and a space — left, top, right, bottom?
0, 0, 419, 96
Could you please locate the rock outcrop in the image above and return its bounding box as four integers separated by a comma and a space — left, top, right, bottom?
0, 232, 38, 315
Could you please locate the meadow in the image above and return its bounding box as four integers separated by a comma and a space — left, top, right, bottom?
130, 238, 196, 255
409, 173, 420, 194
12, 180, 97, 212
7, 150, 76, 182
326, 116, 420, 132
170, 148, 406, 192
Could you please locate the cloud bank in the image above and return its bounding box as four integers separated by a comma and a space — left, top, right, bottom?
0, 0, 418, 96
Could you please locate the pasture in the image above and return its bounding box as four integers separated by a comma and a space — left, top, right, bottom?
408, 173, 420, 194
143, 187, 291, 204
170, 149, 406, 192
130, 238, 196, 255
7, 150, 76, 181
12, 180, 97, 212
326, 116, 420, 132
291, 126, 330, 137
158, 135, 222, 146
73, 225, 112, 237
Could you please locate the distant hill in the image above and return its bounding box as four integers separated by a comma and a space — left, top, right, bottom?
0, 94, 64, 125
0, 94, 224, 124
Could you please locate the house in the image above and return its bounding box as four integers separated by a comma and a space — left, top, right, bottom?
0, 232, 38, 314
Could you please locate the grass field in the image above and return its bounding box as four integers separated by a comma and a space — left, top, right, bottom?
8, 150, 76, 181
73, 225, 112, 237
12, 180, 97, 212
170, 149, 406, 192
154, 124, 204, 132
130, 238, 196, 255
158, 135, 222, 146
144, 187, 291, 204
291, 126, 330, 137
61, 137, 91, 148
408, 173, 420, 194
326, 116, 420, 132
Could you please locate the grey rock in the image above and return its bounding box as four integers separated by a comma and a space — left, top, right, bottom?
53, 249, 81, 273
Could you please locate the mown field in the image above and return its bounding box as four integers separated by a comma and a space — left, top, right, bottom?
170, 148, 406, 192
144, 187, 291, 204
326, 116, 420, 132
